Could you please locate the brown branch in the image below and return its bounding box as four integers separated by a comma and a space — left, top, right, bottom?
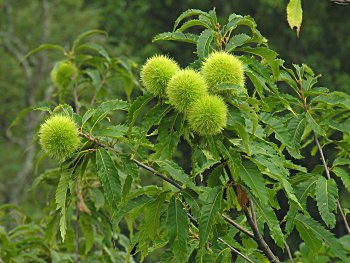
243, 205, 280, 263
221, 214, 254, 239
132, 158, 183, 190
249, 199, 257, 225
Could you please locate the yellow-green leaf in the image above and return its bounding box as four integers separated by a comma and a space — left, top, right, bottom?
287, 0, 303, 37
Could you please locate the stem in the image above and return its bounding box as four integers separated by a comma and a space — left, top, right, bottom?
218, 237, 254, 263
73, 88, 80, 115
314, 133, 350, 235
285, 241, 294, 263
249, 199, 257, 225
221, 214, 254, 239
132, 159, 182, 190
243, 205, 280, 263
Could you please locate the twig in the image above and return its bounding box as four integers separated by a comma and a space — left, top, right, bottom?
243, 205, 280, 263
314, 133, 350, 235
221, 214, 254, 239
218, 237, 254, 263
249, 199, 257, 225
132, 159, 182, 190
285, 241, 294, 263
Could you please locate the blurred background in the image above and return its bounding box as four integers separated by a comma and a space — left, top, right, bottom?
0, 0, 349, 221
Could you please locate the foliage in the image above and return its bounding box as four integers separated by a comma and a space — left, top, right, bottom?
286, 0, 303, 36
2, 6, 350, 263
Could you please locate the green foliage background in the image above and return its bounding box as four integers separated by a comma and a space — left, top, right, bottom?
1, 0, 350, 262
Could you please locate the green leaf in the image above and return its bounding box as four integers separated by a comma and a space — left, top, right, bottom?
332, 167, 350, 194
229, 99, 259, 134
295, 214, 348, 261
55, 172, 71, 241
152, 113, 184, 160
76, 42, 111, 61
260, 112, 291, 148
237, 160, 268, 204
96, 148, 122, 207
225, 14, 265, 45
322, 118, 350, 135
112, 195, 151, 228
98, 99, 129, 112
90, 188, 105, 210
252, 155, 300, 206
93, 124, 128, 139
176, 19, 211, 32
85, 69, 101, 90
167, 197, 189, 262
192, 142, 221, 176
214, 248, 231, 263
305, 112, 326, 136
139, 104, 172, 137
212, 83, 248, 97
122, 175, 134, 201
22, 44, 64, 62
81, 109, 95, 128
313, 91, 350, 110
333, 157, 350, 167
252, 197, 285, 249
315, 177, 338, 228
127, 93, 153, 136
237, 46, 279, 77
286, 0, 303, 37
199, 187, 223, 249
225, 33, 251, 52
155, 160, 196, 190
227, 119, 251, 156
138, 192, 167, 260
8, 107, 33, 130
153, 32, 199, 44
288, 115, 306, 159
72, 29, 107, 51
173, 9, 212, 31
286, 176, 318, 234
196, 29, 213, 60
80, 215, 94, 255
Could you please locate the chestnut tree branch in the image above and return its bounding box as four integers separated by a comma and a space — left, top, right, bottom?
243, 205, 280, 263
78, 131, 254, 260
